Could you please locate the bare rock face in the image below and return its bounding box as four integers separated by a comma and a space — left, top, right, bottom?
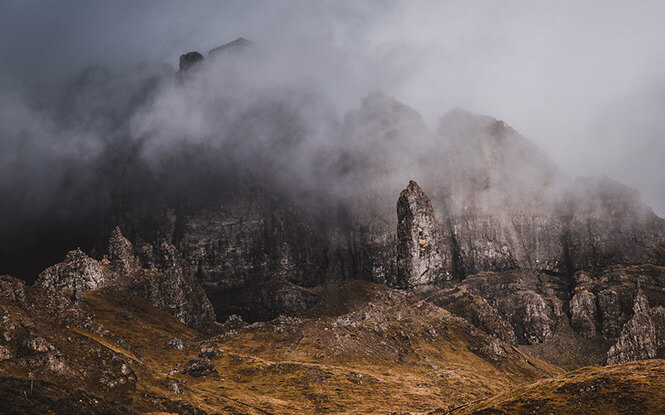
428, 287, 516, 344
179, 51, 204, 71
35, 249, 105, 302
107, 226, 139, 276
459, 270, 566, 345
468, 333, 507, 362
567, 266, 665, 343
517, 291, 558, 344
567, 177, 665, 271
0, 345, 11, 361
112, 231, 216, 331
175, 51, 204, 83
181, 190, 330, 291
431, 109, 568, 276
606, 290, 657, 365
139, 242, 216, 331
109, 231, 216, 331
396, 180, 450, 288
569, 288, 598, 339
167, 337, 184, 350
568, 277, 618, 342
651, 306, 665, 357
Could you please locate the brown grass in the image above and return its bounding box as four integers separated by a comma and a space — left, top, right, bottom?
446, 360, 665, 414
0, 282, 565, 414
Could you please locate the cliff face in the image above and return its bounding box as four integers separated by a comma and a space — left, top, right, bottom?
606, 289, 657, 365
179, 189, 331, 291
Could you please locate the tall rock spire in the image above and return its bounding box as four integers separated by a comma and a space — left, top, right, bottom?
396, 180, 450, 288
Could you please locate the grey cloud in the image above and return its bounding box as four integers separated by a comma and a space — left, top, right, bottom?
1, 0, 664, 215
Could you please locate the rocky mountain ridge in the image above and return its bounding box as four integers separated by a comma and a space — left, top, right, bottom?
2, 37, 665, 413
3, 38, 665, 360
20, 174, 665, 369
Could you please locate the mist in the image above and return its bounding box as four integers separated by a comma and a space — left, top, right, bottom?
2, 0, 665, 281
2, 0, 664, 215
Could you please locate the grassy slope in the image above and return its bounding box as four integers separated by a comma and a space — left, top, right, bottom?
444, 360, 665, 415
4, 280, 665, 414
0, 374, 141, 415
1, 281, 562, 414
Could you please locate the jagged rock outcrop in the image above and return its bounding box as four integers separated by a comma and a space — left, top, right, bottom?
569, 289, 598, 339
106, 231, 216, 330
565, 265, 665, 342
396, 181, 450, 288
651, 306, 665, 357
137, 242, 216, 330
459, 270, 566, 345
607, 289, 657, 365
166, 337, 184, 350
32, 228, 215, 331
35, 249, 105, 303
179, 52, 204, 71
106, 226, 139, 276
428, 287, 516, 344
111, 232, 216, 331
175, 51, 204, 83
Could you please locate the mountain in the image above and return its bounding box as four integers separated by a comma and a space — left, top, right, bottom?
2, 38, 665, 413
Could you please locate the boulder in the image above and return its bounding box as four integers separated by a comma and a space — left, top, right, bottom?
182, 356, 217, 378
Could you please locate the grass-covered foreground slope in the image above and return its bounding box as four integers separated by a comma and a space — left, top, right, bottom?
0, 374, 140, 415
8, 277, 665, 414
444, 360, 665, 415
0, 280, 560, 414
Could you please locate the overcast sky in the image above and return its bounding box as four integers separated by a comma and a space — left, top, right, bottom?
1, 0, 664, 215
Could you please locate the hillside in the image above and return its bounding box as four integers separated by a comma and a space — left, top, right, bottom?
0, 278, 561, 414
444, 360, 665, 415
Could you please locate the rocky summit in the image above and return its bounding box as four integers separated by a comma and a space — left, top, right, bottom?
1, 38, 665, 414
